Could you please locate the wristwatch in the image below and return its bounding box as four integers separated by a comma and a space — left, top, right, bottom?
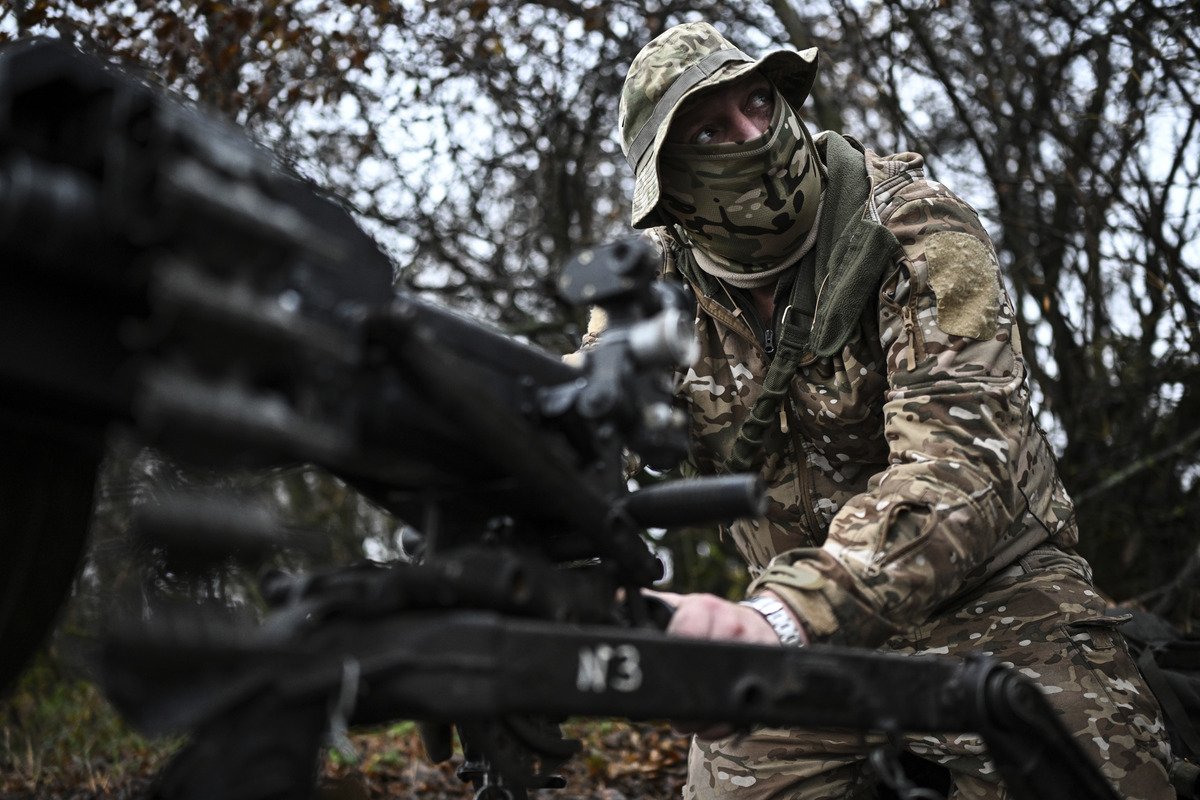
740, 595, 805, 646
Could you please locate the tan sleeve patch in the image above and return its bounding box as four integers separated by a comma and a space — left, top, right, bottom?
924, 231, 1000, 339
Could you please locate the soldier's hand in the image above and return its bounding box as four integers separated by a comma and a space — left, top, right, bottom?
643, 590, 795, 741
646, 590, 781, 645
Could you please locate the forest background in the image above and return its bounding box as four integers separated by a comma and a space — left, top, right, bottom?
0, 0, 1197, 796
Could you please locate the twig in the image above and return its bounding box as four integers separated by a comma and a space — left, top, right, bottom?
1124, 542, 1200, 615
1073, 425, 1200, 504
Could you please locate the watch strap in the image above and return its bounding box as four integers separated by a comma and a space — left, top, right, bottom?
740, 595, 805, 646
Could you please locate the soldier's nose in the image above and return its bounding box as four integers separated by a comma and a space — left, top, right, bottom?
731, 112, 768, 144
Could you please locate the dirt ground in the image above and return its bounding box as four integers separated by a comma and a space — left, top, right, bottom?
323, 720, 690, 800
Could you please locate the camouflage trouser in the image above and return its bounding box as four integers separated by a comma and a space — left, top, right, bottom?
685, 548, 1175, 799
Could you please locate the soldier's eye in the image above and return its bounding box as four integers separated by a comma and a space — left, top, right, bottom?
693, 126, 719, 145
748, 88, 773, 111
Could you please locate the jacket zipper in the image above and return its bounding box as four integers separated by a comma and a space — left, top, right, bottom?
704, 286, 768, 356
901, 303, 925, 368
784, 398, 824, 542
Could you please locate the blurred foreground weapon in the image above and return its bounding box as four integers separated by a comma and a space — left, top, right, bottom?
0, 40, 1117, 800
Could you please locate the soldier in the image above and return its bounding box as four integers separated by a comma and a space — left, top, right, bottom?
597, 20, 1176, 799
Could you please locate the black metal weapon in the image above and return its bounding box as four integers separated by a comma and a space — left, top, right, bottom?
0, 39, 1118, 800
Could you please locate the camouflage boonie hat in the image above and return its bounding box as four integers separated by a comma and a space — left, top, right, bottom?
619, 21, 818, 229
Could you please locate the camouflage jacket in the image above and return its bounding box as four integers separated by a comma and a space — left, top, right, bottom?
621, 134, 1079, 648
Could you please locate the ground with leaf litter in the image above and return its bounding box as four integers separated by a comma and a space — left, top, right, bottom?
321, 720, 690, 799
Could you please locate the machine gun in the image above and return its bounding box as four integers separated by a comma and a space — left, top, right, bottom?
0, 39, 1120, 800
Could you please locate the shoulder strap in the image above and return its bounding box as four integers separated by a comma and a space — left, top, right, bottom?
726, 251, 816, 473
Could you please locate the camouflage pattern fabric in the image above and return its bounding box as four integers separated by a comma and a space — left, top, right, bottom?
657, 89, 823, 272
618, 21, 817, 229
685, 548, 1172, 799
650, 138, 1081, 648
634, 135, 1174, 796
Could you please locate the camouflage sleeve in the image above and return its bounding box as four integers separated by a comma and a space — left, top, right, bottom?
751, 185, 1037, 647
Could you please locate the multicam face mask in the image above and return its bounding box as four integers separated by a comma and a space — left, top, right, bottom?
657, 91, 823, 280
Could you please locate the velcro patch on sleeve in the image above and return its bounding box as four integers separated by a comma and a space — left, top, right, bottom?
924, 231, 1000, 339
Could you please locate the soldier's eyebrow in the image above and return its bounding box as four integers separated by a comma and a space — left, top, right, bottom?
680, 74, 768, 118
670, 74, 770, 137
